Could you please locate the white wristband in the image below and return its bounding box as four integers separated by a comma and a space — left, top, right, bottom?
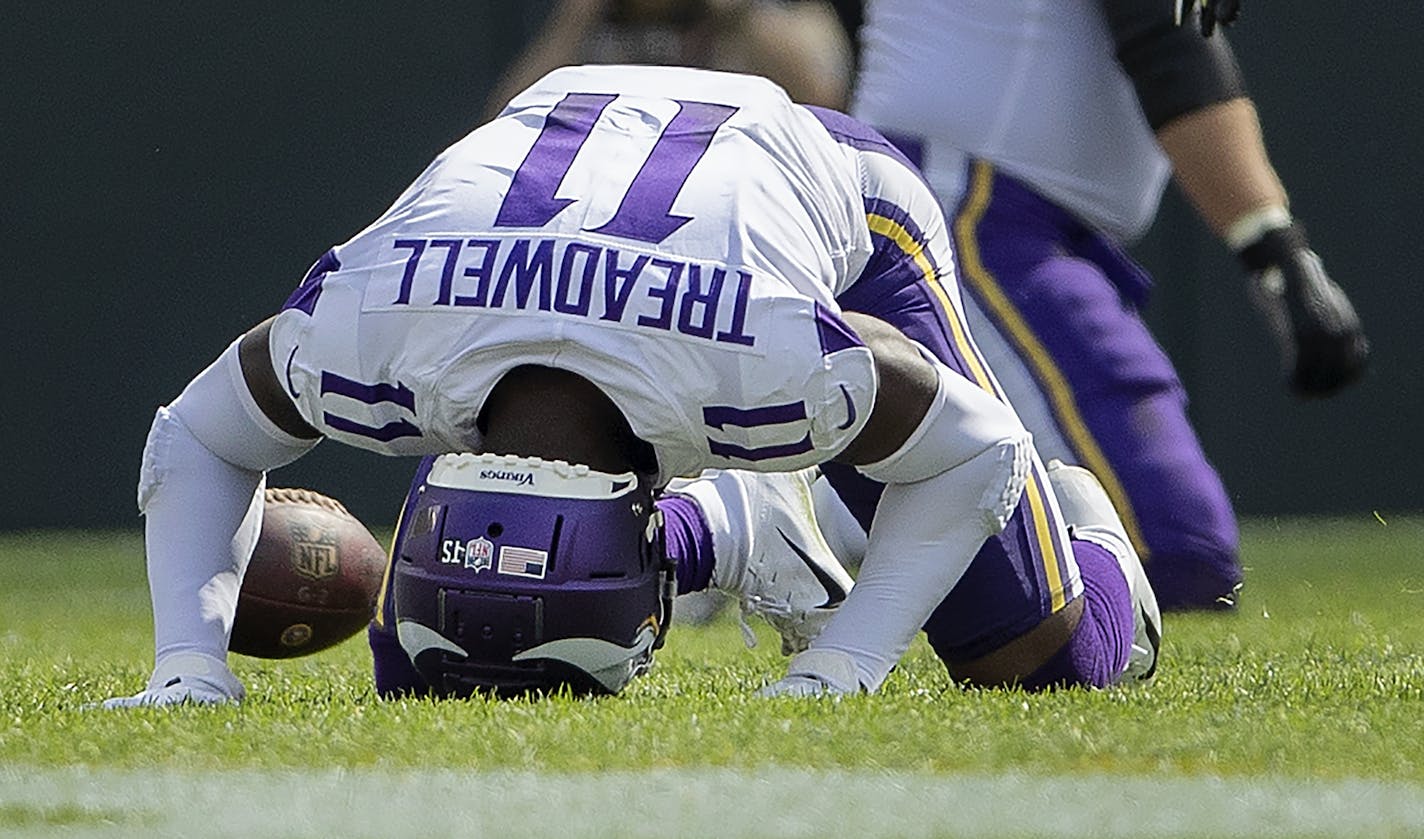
1225, 205, 1293, 252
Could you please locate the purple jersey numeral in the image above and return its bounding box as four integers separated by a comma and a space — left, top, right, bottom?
589, 101, 737, 242
392, 239, 426, 306
494, 93, 616, 231
702, 400, 814, 462
494, 92, 738, 245
319, 372, 422, 443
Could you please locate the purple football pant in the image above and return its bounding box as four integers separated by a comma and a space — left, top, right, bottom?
1016, 539, 1132, 690
371, 622, 428, 697
369, 455, 436, 697
807, 106, 1127, 683
948, 161, 1241, 611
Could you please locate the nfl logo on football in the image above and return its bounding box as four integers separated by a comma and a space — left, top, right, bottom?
292, 540, 339, 581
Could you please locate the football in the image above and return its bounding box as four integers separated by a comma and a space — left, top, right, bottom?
230, 487, 388, 659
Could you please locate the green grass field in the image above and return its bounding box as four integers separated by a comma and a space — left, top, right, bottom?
3, 516, 1423, 838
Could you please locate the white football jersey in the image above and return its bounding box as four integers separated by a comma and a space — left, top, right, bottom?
269, 65, 877, 484
854, 0, 1171, 241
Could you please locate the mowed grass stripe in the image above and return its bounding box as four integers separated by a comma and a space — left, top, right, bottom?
3, 515, 1424, 838
4, 767, 1424, 839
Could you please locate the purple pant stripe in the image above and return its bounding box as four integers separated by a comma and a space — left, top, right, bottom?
952, 160, 1240, 606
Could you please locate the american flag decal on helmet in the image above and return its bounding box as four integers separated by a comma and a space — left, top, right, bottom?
497, 545, 549, 579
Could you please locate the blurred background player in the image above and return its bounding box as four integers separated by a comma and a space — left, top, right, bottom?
103, 66, 1156, 706
848, 0, 1369, 610
483, 0, 853, 121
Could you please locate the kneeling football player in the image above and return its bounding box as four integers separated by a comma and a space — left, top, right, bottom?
105, 65, 1157, 707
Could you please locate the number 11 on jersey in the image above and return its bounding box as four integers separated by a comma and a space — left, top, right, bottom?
494, 92, 738, 245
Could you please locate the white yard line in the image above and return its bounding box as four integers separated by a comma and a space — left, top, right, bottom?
3, 767, 1423, 838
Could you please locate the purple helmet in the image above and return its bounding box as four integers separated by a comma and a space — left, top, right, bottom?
390, 453, 673, 697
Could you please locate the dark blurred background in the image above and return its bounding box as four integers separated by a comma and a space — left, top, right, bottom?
4, 2, 1419, 531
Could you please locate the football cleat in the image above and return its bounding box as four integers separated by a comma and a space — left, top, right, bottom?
100, 652, 245, 709
675, 468, 854, 655
758, 648, 862, 697
1045, 460, 1161, 683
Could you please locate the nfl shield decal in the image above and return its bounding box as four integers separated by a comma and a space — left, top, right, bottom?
465, 537, 494, 572
439, 537, 495, 573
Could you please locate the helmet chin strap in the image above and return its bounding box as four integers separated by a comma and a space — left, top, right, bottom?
648, 507, 676, 652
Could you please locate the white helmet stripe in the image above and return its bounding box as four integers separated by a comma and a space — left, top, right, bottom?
396, 620, 468, 661
511, 625, 658, 692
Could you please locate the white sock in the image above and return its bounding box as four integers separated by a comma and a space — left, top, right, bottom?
138, 339, 318, 666
811, 474, 867, 572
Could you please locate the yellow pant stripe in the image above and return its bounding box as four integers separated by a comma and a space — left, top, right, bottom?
372, 501, 407, 629
868, 206, 1069, 612
866, 213, 995, 392
951, 160, 1147, 560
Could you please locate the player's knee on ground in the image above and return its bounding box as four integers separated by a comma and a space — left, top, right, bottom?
938, 599, 1083, 689
934, 540, 1133, 691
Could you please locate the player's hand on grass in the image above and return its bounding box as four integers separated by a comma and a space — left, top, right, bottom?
1240, 223, 1370, 398
101, 652, 244, 709
757, 648, 861, 697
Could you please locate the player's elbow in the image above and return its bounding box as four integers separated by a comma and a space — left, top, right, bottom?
858, 362, 1031, 533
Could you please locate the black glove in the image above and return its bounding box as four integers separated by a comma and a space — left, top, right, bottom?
1239, 223, 1369, 398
